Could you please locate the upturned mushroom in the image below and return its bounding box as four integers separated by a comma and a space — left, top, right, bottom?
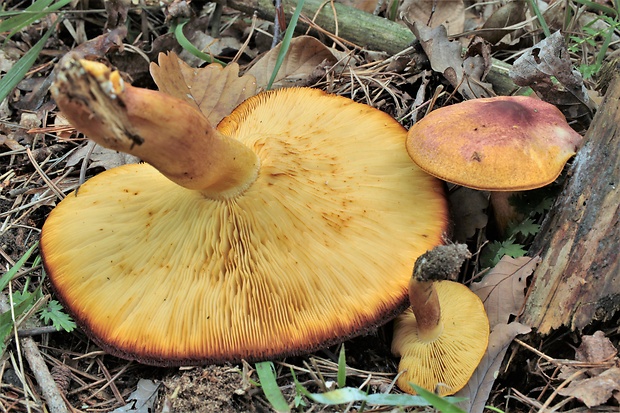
42, 58, 449, 365
391, 244, 489, 396
406, 96, 583, 230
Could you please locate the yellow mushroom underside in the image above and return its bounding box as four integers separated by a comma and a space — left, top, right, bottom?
392, 281, 489, 396
41, 88, 448, 365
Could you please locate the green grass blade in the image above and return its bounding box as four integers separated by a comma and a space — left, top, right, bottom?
0, 289, 38, 357
407, 384, 467, 413
266, 0, 306, 90
526, 0, 551, 37
571, 0, 617, 16
305, 386, 465, 407
0, 242, 39, 292
595, 23, 615, 68
0, 0, 54, 34
0, 0, 72, 38
0, 25, 55, 103
337, 344, 346, 388
290, 366, 313, 397
255, 361, 290, 413
172, 20, 226, 66
485, 406, 507, 413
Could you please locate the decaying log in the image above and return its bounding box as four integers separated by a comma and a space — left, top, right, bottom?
226, 0, 518, 96
520, 69, 620, 334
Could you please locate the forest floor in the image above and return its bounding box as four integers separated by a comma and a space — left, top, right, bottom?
1, 1, 619, 412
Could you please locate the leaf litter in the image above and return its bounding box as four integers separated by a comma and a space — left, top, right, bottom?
0, 1, 618, 412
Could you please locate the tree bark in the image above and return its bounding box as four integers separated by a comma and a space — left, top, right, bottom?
520, 68, 620, 334
226, 0, 518, 96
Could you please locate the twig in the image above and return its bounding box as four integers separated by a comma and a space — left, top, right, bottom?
232, 11, 258, 64
1, 292, 69, 413
20, 339, 70, 413
537, 369, 584, 413
271, 0, 283, 48
26, 148, 65, 200
18, 326, 61, 337
95, 358, 125, 405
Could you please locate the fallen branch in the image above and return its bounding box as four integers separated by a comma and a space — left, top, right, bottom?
226, 0, 518, 96
521, 63, 620, 333
0, 294, 69, 413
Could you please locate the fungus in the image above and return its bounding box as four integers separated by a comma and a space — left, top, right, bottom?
42, 58, 448, 365
406, 95, 583, 230
391, 244, 489, 396
406, 95, 583, 191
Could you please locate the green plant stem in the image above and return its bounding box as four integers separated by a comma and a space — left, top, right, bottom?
171, 20, 226, 66
266, 0, 305, 90
0, 26, 55, 103
527, 0, 551, 37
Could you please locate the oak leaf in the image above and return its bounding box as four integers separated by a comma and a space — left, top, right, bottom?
150, 52, 256, 126
471, 255, 540, 328
246, 36, 337, 90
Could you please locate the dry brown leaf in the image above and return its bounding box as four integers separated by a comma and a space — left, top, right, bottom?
479, 1, 526, 45
0, 49, 16, 73
575, 330, 619, 376
246, 36, 337, 90
409, 23, 493, 99
337, 0, 377, 13
399, 0, 465, 35
52, 112, 74, 141
456, 322, 532, 413
150, 52, 256, 126
59, 26, 127, 64
66, 143, 140, 171
0, 135, 24, 151
178, 33, 243, 67
510, 31, 591, 116
576, 330, 618, 363
471, 256, 540, 328
557, 367, 620, 408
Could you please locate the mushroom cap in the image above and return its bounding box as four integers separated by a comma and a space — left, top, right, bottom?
41, 87, 448, 366
392, 280, 489, 396
406, 96, 583, 191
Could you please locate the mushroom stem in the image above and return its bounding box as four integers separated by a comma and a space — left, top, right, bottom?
51, 58, 259, 199
407, 243, 473, 342
408, 278, 443, 342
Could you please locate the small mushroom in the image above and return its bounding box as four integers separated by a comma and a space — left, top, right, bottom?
407, 95, 583, 191
391, 244, 489, 396
406, 96, 583, 230
42, 58, 449, 365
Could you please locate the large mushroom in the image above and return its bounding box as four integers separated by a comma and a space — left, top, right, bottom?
42, 58, 448, 365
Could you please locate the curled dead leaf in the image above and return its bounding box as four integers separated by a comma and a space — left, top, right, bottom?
510, 31, 591, 117
409, 23, 494, 99
246, 36, 337, 90
557, 367, 620, 408
399, 0, 465, 36
479, 2, 526, 45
